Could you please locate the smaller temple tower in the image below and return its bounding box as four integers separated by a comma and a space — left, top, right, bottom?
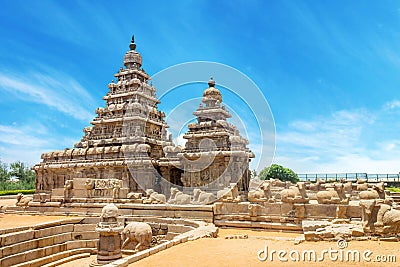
180, 78, 254, 191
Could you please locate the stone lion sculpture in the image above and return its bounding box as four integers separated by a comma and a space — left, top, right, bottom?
280, 182, 309, 204
121, 222, 152, 251
248, 181, 274, 203
143, 189, 166, 204
217, 183, 241, 202
316, 183, 349, 204
192, 189, 215, 205
16, 193, 32, 206
168, 187, 191, 204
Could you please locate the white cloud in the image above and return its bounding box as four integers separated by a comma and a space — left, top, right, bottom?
274, 105, 400, 174
0, 68, 95, 121
384, 99, 400, 110
0, 124, 49, 147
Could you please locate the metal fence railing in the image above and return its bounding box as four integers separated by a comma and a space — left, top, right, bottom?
298, 173, 400, 182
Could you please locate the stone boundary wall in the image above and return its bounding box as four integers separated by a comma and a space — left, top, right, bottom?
6, 203, 215, 222
213, 201, 362, 231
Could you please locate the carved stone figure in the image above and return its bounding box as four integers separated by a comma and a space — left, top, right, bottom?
343, 181, 353, 194
192, 189, 216, 204
64, 180, 73, 201
280, 182, 309, 204
360, 200, 376, 229
127, 192, 143, 199
359, 182, 386, 200
270, 178, 290, 188
376, 203, 400, 234
16, 193, 32, 206
121, 222, 152, 251
85, 179, 94, 198
100, 203, 119, 221
112, 180, 122, 199
248, 181, 274, 202
143, 189, 166, 204
316, 183, 349, 204
217, 183, 241, 202
168, 187, 191, 204
308, 178, 326, 191
360, 198, 400, 235
355, 178, 369, 191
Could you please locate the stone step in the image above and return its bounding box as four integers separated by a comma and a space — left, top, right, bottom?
0, 236, 97, 266
214, 220, 302, 231
41, 252, 91, 267
13, 247, 94, 267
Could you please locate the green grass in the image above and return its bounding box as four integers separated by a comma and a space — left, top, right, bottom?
386, 187, 400, 193
0, 189, 35, 196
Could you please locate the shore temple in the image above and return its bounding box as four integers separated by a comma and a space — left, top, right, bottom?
33, 35, 254, 200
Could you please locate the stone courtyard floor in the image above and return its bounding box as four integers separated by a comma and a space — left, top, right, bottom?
0, 197, 398, 267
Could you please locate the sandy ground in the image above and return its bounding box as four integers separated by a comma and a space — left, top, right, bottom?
128, 228, 399, 267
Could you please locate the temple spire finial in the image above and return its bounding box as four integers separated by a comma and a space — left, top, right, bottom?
129, 35, 136, 50
208, 76, 215, 87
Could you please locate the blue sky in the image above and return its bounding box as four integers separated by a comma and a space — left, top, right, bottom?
1, 0, 400, 173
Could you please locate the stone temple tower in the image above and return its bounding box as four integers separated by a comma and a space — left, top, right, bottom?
33, 35, 174, 199
179, 78, 254, 192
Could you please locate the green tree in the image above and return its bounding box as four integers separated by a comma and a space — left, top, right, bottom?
0, 160, 9, 189
9, 161, 35, 184
259, 164, 299, 183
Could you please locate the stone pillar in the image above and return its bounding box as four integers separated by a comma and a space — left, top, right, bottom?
91, 203, 124, 266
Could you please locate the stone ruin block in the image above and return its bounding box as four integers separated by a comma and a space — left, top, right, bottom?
302, 220, 364, 241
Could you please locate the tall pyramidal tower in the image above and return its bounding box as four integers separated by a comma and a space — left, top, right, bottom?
33, 36, 174, 198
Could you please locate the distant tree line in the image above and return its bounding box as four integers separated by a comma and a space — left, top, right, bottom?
0, 159, 36, 190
